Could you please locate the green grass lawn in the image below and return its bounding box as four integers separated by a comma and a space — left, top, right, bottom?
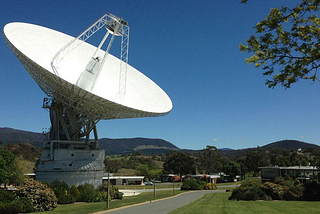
34, 190, 182, 214
170, 192, 320, 214
116, 183, 182, 190
215, 181, 241, 186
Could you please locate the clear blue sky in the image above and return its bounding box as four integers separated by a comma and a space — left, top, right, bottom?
1, 0, 320, 150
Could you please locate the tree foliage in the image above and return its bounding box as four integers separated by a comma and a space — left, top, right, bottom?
135, 164, 161, 180
0, 150, 15, 185
163, 151, 196, 176
223, 161, 241, 178
198, 146, 223, 174
241, 0, 320, 88
244, 149, 270, 176
0, 150, 24, 186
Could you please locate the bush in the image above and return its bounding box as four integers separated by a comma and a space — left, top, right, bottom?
181, 178, 207, 190
77, 184, 98, 202
15, 179, 57, 212
0, 189, 16, 202
57, 193, 75, 204
260, 182, 284, 200
229, 186, 268, 201
240, 178, 261, 188
14, 197, 34, 213
109, 185, 123, 200
274, 177, 285, 185
98, 183, 123, 200
294, 178, 300, 186
303, 181, 320, 201
283, 184, 304, 201
0, 201, 21, 214
70, 185, 80, 201
93, 191, 107, 202
49, 180, 75, 204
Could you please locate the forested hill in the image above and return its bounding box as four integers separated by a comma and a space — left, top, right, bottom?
1, 128, 320, 156
0, 127, 179, 154
0, 127, 44, 147
219, 140, 320, 158
261, 140, 320, 150
99, 138, 179, 155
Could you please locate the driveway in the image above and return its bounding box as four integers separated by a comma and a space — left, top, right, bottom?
94, 190, 226, 214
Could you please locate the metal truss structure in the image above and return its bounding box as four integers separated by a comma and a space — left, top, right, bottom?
51, 12, 130, 95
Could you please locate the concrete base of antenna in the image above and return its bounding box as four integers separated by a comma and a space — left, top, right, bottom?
35, 141, 105, 188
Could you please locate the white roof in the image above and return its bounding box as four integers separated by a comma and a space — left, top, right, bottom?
259, 166, 317, 170
3, 22, 172, 120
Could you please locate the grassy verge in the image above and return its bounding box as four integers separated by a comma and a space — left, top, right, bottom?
170, 192, 320, 214
34, 190, 183, 214
116, 183, 182, 190
215, 181, 241, 186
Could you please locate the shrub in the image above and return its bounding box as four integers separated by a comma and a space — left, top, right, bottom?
93, 191, 107, 202
0, 189, 34, 213
0, 201, 21, 214
57, 193, 75, 204
260, 182, 284, 200
77, 184, 97, 202
14, 197, 34, 213
49, 180, 74, 204
283, 184, 304, 201
15, 179, 57, 212
0, 189, 16, 202
98, 183, 123, 200
229, 186, 268, 201
205, 183, 212, 190
70, 185, 80, 201
181, 178, 207, 190
293, 178, 300, 186
303, 181, 320, 201
274, 177, 285, 185
240, 178, 261, 188
109, 185, 123, 200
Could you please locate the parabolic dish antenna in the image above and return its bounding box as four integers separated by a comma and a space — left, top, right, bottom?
3, 13, 172, 187
3, 14, 172, 120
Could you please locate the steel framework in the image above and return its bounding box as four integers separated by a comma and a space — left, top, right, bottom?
51, 12, 130, 97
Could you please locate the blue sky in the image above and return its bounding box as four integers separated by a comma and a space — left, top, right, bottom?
1, 0, 320, 150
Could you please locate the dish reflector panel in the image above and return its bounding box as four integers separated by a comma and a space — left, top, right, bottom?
3, 22, 172, 120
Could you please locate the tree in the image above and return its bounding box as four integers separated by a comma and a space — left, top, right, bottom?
163, 152, 196, 176
104, 159, 123, 173
240, 0, 320, 88
10, 158, 25, 186
245, 149, 270, 176
0, 150, 15, 187
135, 164, 161, 180
198, 146, 224, 174
224, 161, 241, 178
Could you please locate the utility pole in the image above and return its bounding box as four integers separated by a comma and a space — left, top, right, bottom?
107, 172, 110, 209
153, 180, 156, 200
173, 179, 175, 195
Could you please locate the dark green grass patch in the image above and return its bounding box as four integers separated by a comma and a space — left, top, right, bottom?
170, 192, 320, 214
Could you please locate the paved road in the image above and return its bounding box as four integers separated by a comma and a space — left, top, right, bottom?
96, 190, 226, 214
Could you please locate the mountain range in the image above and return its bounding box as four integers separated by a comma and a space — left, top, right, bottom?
1, 127, 320, 155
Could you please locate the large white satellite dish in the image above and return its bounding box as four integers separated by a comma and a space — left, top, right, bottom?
3, 13, 172, 187
4, 16, 172, 120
